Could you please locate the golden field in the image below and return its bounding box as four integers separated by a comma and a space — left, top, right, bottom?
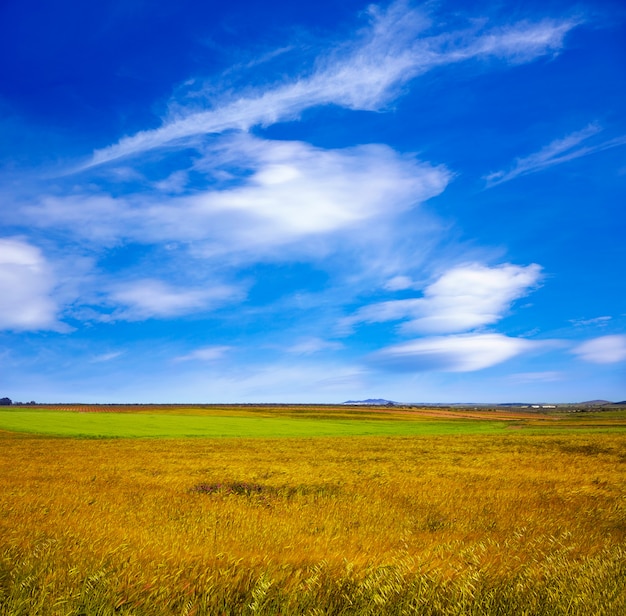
1, 406, 625, 614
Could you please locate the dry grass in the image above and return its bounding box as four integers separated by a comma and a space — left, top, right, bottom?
1, 423, 625, 614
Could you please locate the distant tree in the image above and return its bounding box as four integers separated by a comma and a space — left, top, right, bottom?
0, 397, 12, 406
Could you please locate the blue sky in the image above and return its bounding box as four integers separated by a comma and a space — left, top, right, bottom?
1, 0, 625, 403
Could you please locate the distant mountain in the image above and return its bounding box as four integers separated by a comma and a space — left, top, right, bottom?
579, 400, 613, 406
342, 399, 397, 406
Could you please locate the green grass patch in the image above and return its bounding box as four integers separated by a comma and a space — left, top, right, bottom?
0, 409, 505, 438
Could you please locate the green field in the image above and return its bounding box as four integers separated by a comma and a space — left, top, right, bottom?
0, 408, 505, 438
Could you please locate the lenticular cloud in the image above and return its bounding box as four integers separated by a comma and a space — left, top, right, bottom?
362, 263, 544, 372
371, 333, 536, 372
350, 263, 542, 334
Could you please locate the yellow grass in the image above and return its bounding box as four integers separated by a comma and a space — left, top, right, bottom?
1, 426, 625, 614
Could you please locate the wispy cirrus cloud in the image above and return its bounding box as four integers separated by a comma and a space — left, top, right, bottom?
485, 124, 626, 186
82, 2, 579, 168
569, 316, 611, 327
346, 263, 542, 335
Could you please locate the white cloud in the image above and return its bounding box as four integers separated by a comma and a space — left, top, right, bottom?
174, 346, 231, 362
384, 275, 416, 291
0, 238, 61, 331
28, 135, 451, 254
82, 3, 578, 167
185, 137, 448, 242
485, 124, 626, 186
108, 279, 242, 320
371, 333, 535, 372
1, 3, 582, 336
15, 136, 450, 328
457, 18, 576, 63
25, 194, 128, 246
573, 335, 626, 364
348, 263, 542, 334
154, 170, 189, 194
285, 337, 343, 355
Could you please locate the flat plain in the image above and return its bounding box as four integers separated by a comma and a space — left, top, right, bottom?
1, 404, 625, 615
